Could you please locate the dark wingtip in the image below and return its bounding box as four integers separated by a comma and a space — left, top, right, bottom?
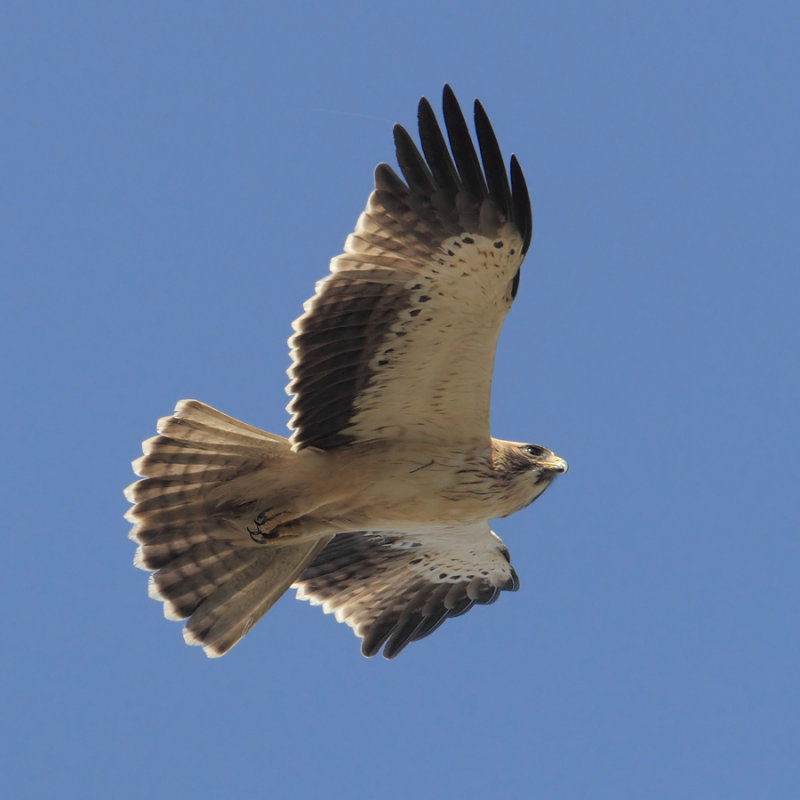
473, 97, 513, 223
510, 154, 532, 254
442, 85, 487, 203
417, 95, 435, 123
382, 612, 426, 659
441, 87, 531, 254
393, 87, 532, 282
393, 122, 434, 194
360, 619, 394, 658
417, 94, 459, 196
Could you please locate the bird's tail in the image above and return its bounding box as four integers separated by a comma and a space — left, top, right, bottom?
125, 399, 328, 657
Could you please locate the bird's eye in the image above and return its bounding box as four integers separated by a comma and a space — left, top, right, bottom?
523, 444, 546, 458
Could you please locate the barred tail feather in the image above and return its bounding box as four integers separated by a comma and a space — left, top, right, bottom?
126, 399, 325, 657
180, 538, 329, 656
125, 400, 286, 552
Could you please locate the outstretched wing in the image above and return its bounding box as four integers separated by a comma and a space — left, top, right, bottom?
287, 85, 532, 450
292, 523, 519, 659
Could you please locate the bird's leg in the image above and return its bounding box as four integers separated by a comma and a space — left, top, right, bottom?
247, 508, 290, 544
247, 511, 339, 545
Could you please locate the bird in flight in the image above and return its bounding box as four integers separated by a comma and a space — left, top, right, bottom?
126, 85, 567, 659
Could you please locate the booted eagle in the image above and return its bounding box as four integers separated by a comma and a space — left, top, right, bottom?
126, 86, 567, 659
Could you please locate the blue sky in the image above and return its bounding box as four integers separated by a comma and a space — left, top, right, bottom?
2, 2, 798, 797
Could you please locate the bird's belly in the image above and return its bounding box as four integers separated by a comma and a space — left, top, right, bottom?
316, 448, 499, 530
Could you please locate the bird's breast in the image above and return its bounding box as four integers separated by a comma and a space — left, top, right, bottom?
314, 441, 512, 529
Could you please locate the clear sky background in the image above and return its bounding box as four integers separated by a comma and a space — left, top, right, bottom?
2, 2, 798, 798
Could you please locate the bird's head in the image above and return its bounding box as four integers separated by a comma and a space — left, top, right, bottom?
493, 440, 568, 514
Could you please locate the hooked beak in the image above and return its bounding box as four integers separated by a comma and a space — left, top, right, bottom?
538, 454, 568, 474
